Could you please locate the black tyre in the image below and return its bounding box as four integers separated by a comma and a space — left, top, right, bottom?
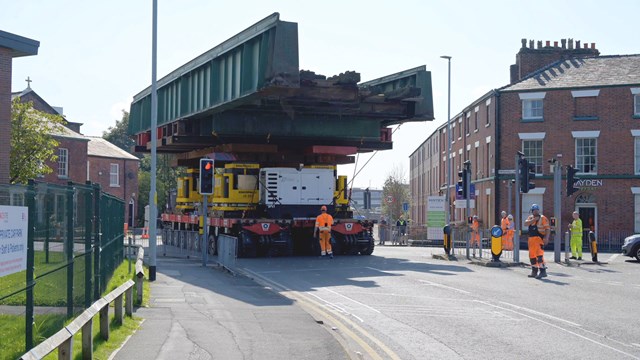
635, 246, 640, 262
360, 238, 375, 255
208, 233, 217, 255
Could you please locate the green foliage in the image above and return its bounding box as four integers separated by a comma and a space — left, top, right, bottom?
382, 164, 410, 222
136, 154, 181, 226
102, 110, 138, 156
10, 98, 67, 184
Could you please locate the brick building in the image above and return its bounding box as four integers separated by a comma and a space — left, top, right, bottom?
11, 88, 139, 222
87, 137, 139, 225
0, 30, 39, 183
411, 39, 640, 240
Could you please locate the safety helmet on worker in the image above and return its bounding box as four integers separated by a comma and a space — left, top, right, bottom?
473, 215, 478, 219
508, 214, 513, 220
531, 204, 540, 211
321, 205, 327, 211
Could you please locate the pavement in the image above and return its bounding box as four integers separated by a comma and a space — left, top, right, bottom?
112, 256, 348, 360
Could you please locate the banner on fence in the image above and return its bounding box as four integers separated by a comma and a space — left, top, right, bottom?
427, 196, 445, 240
0, 205, 28, 277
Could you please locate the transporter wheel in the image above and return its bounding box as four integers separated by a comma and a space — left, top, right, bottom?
360, 240, 375, 255
635, 246, 640, 262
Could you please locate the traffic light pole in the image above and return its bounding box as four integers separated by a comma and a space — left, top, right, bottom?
465, 161, 471, 259
553, 160, 562, 262
514, 154, 521, 263
202, 195, 208, 266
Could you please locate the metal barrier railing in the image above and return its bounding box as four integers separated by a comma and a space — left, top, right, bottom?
218, 235, 238, 270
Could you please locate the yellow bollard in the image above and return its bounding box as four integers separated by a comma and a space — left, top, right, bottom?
443, 225, 451, 255
589, 231, 598, 262
490, 226, 503, 262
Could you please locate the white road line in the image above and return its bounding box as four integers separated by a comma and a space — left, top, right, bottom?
608, 254, 620, 262
632, 343, 640, 348
482, 301, 640, 359
418, 279, 471, 294
495, 301, 582, 327
322, 288, 381, 313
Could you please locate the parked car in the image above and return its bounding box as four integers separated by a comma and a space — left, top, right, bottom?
621, 234, 640, 261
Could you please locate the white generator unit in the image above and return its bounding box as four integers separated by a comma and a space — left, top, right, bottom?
260, 168, 335, 206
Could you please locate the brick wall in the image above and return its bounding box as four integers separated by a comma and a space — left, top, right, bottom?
0, 48, 12, 183
498, 85, 639, 234
41, 138, 88, 185
88, 156, 139, 222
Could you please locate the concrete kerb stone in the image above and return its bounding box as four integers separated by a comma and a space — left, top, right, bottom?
432, 253, 524, 267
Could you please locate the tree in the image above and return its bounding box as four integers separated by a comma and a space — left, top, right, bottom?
382, 164, 410, 222
102, 110, 137, 156
10, 98, 67, 184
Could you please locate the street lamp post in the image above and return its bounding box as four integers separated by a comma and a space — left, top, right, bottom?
441, 56, 452, 225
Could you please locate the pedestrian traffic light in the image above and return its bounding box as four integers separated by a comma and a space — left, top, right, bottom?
457, 169, 468, 198
199, 158, 214, 195
566, 165, 580, 197
519, 158, 536, 193
363, 188, 371, 209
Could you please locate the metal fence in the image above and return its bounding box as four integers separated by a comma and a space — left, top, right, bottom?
377, 223, 632, 258
0, 181, 124, 357
217, 234, 238, 270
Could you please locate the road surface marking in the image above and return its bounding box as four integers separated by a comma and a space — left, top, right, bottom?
482, 301, 640, 359
607, 254, 620, 262
242, 268, 401, 360
418, 279, 471, 294
322, 288, 381, 313
496, 301, 582, 327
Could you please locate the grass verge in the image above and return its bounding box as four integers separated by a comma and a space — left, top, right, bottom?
2, 259, 150, 360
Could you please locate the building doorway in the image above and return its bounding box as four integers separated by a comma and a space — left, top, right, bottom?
575, 193, 597, 242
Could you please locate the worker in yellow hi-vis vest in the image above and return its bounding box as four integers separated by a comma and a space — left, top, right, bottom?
568, 211, 583, 260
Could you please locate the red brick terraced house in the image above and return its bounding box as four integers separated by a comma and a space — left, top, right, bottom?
410, 38, 640, 244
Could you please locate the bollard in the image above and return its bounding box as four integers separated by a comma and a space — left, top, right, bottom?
443, 225, 451, 255
589, 231, 598, 263
564, 231, 571, 263
490, 226, 503, 262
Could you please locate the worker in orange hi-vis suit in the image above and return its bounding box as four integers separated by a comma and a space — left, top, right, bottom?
314, 205, 334, 258
500, 211, 513, 251
471, 215, 480, 256
524, 204, 550, 279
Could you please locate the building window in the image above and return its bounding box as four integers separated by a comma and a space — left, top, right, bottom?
522, 140, 543, 174
576, 138, 597, 174
58, 148, 68, 178
474, 111, 478, 131
486, 104, 490, 126
635, 137, 640, 175
522, 99, 543, 120
110, 164, 120, 186
635, 94, 640, 116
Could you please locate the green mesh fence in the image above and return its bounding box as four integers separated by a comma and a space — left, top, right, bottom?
0, 181, 124, 358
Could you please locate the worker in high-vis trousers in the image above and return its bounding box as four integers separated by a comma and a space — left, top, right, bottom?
471, 215, 480, 256
524, 204, 550, 278
568, 211, 583, 260
314, 205, 334, 258
500, 211, 513, 251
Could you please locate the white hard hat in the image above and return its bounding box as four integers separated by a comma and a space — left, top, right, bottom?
508, 214, 513, 220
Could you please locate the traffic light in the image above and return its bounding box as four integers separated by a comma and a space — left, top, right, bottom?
566, 165, 580, 197
363, 188, 371, 209
519, 158, 536, 193
457, 169, 468, 198
199, 158, 214, 195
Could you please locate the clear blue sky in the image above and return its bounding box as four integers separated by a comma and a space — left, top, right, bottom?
3, 0, 638, 189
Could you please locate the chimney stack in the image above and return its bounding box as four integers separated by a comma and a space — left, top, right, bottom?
510, 38, 601, 85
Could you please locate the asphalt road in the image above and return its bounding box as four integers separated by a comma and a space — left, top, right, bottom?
236, 247, 640, 360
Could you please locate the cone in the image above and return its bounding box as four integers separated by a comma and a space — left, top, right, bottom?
141, 227, 149, 239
